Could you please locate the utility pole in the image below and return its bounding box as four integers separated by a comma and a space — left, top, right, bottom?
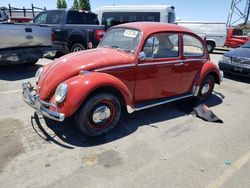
227, 0, 250, 26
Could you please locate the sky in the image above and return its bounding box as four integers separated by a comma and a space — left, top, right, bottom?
1, 0, 245, 23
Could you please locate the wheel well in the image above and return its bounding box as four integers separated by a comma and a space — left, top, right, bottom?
85, 86, 126, 106
206, 40, 216, 47
69, 35, 86, 49
207, 72, 220, 84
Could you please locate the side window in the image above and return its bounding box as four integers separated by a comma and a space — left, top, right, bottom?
67, 11, 87, 24
33, 12, 47, 24
183, 34, 204, 57
142, 33, 179, 59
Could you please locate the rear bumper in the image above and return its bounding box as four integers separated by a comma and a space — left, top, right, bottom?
0, 46, 55, 65
219, 61, 250, 77
22, 82, 65, 122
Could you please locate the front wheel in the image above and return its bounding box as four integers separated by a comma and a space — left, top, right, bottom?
75, 93, 121, 137
197, 75, 215, 101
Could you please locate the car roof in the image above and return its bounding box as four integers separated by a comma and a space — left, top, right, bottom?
113, 22, 193, 35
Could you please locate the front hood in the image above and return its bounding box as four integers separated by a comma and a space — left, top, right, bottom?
225, 47, 250, 58
38, 48, 134, 100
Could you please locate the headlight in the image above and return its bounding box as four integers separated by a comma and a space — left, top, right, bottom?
55, 82, 68, 103
35, 67, 43, 83
222, 56, 231, 63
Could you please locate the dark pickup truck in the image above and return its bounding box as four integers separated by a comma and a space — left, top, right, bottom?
33, 9, 106, 54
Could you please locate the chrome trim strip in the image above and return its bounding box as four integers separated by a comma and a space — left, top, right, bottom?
94, 59, 206, 71
192, 86, 200, 96
127, 94, 193, 113
219, 71, 224, 83
138, 59, 205, 67
94, 64, 135, 72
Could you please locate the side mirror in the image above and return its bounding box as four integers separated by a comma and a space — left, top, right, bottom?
138, 52, 146, 61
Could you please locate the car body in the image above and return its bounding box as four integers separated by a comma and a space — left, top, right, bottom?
219, 40, 250, 77
22, 22, 223, 136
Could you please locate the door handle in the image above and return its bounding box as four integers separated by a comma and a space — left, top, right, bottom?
174, 62, 184, 66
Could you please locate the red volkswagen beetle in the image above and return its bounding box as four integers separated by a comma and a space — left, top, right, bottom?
23, 22, 223, 136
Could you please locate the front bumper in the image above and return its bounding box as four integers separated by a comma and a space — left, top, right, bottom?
219, 61, 250, 77
22, 82, 65, 122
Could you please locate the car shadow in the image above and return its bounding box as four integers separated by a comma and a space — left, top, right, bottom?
0, 64, 42, 81
224, 73, 250, 84
31, 94, 223, 149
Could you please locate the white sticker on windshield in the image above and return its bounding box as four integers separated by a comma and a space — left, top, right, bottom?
123, 30, 138, 38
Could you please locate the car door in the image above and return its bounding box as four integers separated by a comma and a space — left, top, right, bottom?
178, 34, 207, 94
134, 33, 183, 103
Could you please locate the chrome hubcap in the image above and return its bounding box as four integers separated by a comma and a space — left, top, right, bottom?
201, 83, 210, 95
92, 106, 111, 123
73, 46, 83, 52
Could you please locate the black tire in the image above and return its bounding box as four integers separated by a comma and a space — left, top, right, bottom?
197, 75, 215, 101
206, 42, 215, 53
71, 43, 85, 52
75, 93, 121, 137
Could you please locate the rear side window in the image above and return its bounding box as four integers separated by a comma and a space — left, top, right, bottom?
183, 34, 204, 57
67, 11, 99, 24
102, 12, 160, 26
33, 12, 47, 24
67, 11, 87, 24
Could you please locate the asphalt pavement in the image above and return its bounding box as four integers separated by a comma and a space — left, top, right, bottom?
0, 49, 250, 188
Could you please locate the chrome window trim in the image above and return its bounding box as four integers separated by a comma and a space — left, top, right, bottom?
94, 64, 135, 72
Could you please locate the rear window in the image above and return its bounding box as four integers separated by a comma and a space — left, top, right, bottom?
102, 12, 160, 27
67, 11, 99, 24
233, 29, 243, 36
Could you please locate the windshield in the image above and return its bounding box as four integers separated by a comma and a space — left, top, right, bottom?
98, 28, 142, 53
241, 41, 250, 48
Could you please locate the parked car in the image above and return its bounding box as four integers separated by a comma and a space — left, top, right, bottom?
219, 40, 250, 77
22, 22, 223, 136
176, 21, 227, 53
225, 27, 250, 48
0, 10, 8, 22
33, 9, 106, 54
0, 22, 54, 65
93, 5, 176, 28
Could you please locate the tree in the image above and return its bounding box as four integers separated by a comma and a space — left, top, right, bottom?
61, 0, 67, 8
57, 0, 67, 9
72, 0, 79, 9
57, 0, 62, 8
79, 0, 91, 10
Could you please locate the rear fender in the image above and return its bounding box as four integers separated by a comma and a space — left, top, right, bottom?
50, 72, 133, 117
192, 61, 221, 95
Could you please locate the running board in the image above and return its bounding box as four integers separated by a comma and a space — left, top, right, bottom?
127, 93, 193, 113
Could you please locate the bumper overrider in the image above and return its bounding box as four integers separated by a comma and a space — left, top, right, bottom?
22, 82, 65, 122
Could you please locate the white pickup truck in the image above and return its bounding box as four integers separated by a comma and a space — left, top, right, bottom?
0, 22, 54, 65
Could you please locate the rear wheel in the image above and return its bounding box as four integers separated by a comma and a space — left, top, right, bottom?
75, 93, 121, 137
71, 43, 85, 52
197, 75, 215, 101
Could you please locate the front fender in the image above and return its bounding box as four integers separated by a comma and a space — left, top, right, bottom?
193, 61, 221, 87
50, 72, 133, 117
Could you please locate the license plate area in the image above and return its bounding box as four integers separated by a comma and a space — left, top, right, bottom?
234, 66, 242, 72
